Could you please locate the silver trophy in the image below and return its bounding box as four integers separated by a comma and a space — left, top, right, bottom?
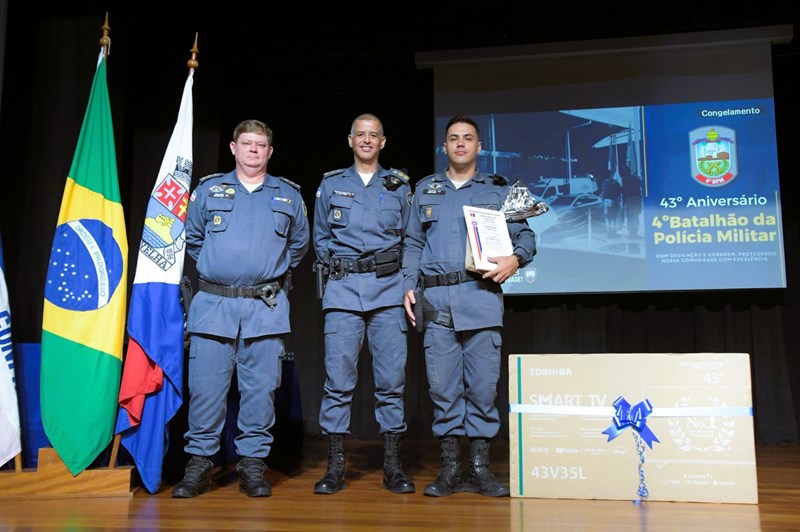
501, 180, 550, 222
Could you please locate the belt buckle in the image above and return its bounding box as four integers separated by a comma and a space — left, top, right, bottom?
358, 259, 371, 273
446, 272, 460, 285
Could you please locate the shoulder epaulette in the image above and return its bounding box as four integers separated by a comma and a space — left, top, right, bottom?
280, 176, 301, 191
198, 172, 223, 184
490, 174, 509, 186
323, 168, 347, 179
415, 174, 436, 185
388, 168, 410, 183
383, 167, 411, 191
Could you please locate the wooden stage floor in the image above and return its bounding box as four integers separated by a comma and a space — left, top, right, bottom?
1, 439, 799, 531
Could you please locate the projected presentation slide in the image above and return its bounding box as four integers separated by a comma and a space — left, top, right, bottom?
434, 98, 785, 295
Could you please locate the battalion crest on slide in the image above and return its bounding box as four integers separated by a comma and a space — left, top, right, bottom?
690, 126, 738, 187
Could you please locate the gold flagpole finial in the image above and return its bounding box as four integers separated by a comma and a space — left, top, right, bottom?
99, 12, 111, 57
188, 33, 199, 72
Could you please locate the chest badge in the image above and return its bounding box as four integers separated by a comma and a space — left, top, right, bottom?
213, 215, 222, 226
425, 206, 432, 218
333, 209, 342, 221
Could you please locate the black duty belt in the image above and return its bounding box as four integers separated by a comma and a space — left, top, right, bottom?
198, 278, 282, 310
422, 271, 479, 289
329, 250, 400, 280
344, 256, 380, 273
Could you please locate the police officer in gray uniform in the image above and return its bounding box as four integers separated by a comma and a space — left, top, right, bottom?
312, 113, 414, 495
402, 115, 536, 498
172, 119, 309, 498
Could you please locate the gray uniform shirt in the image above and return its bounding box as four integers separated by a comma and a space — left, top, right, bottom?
185, 171, 309, 338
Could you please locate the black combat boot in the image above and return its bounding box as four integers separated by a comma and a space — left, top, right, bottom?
382, 433, 415, 494
171, 455, 213, 498
423, 436, 462, 497
236, 456, 272, 497
313, 433, 346, 494
464, 437, 510, 497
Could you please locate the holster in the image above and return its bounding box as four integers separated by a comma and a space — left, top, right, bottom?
313, 260, 329, 299
283, 269, 294, 293
179, 276, 193, 349
422, 305, 453, 328
416, 274, 457, 330
413, 280, 424, 333
179, 275, 193, 316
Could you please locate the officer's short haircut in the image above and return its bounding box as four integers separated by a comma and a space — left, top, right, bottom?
445, 115, 480, 139
234, 119, 274, 145
350, 113, 384, 137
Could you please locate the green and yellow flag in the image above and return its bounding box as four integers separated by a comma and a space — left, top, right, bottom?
41, 50, 128, 475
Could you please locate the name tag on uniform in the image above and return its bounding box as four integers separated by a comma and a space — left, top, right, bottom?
274, 197, 294, 205
210, 191, 235, 199
333, 190, 355, 198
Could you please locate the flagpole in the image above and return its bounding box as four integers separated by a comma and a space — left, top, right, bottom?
189, 33, 200, 73
99, 13, 123, 471
100, 12, 111, 58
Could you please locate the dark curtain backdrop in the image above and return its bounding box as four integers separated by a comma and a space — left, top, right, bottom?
1, 4, 799, 450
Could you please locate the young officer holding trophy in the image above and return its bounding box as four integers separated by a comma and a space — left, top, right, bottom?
402, 115, 537, 497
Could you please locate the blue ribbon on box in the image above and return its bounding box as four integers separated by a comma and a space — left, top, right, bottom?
602, 396, 661, 449
601, 395, 661, 502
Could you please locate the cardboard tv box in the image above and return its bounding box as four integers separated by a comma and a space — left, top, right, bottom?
508, 353, 758, 503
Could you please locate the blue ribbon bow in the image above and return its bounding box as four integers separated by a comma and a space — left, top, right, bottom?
602, 396, 660, 449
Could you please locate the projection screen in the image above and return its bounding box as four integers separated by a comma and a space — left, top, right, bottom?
416, 25, 793, 295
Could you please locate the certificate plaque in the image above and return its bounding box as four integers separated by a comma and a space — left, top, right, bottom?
463, 205, 513, 273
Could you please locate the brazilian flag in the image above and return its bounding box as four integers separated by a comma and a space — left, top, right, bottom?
40, 50, 128, 475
